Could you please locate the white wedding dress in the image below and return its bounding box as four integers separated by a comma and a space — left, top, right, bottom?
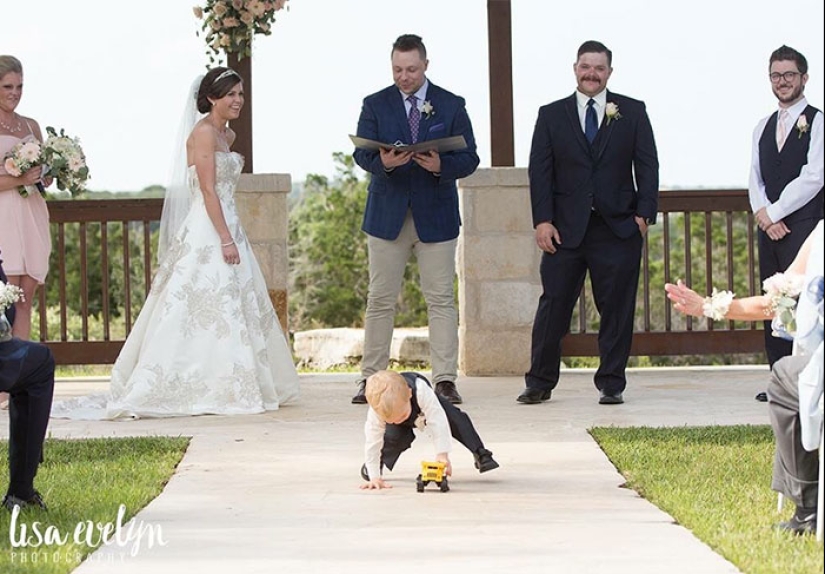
52, 151, 300, 419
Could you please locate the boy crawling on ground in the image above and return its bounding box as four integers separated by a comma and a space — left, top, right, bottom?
360, 370, 499, 490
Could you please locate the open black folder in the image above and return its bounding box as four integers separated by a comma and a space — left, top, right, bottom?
349, 134, 467, 153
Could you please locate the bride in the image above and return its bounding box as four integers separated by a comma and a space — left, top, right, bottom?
52, 67, 299, 419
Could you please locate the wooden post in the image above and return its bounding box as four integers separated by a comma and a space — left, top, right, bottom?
227, 52, 253, 173
487, 0, 514, 166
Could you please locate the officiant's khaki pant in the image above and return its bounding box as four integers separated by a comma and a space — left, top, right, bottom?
362, 211, 458, 383
768, 354, 820, 508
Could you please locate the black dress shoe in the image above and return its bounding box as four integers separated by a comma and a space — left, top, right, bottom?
435, 381, 463, 404
2, 490, 47, 512
474, 448, 500, 473
516, 387, 552, 404
777, 512, 817, 535
755, 391, 768, 402
351, 379, 367, 404
598, 390, 624, 405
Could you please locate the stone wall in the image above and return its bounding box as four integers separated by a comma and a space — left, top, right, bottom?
457, 167, 540, 375
230, 167, 540, 375
235, 173, 291, 334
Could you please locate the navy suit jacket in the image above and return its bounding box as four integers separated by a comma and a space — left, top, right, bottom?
528, 91, 659, 249
354, 81, 480, 243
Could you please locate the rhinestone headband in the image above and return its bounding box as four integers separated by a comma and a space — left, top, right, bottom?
213, 69, 241, 84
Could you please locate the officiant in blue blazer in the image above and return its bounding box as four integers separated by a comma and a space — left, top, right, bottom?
1, 251, 54, 511
518, 40, 659, 406
350, 34, 479, 406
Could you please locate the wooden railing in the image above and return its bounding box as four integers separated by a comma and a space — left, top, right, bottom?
36, 199, 163, 364
34, 191, 762, 364
562, 189, 762, 357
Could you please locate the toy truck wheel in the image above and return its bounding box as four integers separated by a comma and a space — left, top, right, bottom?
416, 475, 425, 493
439, 478, 450, 493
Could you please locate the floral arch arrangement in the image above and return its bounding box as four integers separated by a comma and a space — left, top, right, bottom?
194, 0, 289, 62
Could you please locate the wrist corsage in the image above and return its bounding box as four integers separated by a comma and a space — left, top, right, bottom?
762, 272, 803, 338
702, 288, 735, 321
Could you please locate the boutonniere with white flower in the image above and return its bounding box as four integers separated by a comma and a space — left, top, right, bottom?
796, 114, 809, 138
605, 102, 622, 125
420, 100, 435, 119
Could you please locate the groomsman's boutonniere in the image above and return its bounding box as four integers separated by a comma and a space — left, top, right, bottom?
421, 100, 435, 119
605, 102, 622, 125
796, 115, 809, 138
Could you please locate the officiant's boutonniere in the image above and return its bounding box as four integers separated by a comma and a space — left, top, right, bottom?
421, 100, 435, 119
605, 102, 622, 125
796, 114, 809, 138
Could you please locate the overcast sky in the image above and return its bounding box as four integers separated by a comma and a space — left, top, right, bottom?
5, 0, 824, 192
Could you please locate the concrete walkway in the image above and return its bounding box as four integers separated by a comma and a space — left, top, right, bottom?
11, 366, 772, 573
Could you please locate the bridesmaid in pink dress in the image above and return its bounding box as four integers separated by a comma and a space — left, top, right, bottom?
0, 55, 52, 342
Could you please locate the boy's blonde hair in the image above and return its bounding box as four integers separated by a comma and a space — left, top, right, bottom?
365, 370, 412, 421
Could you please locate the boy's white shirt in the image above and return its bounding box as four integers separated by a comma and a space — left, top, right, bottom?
363, 375, 452, 480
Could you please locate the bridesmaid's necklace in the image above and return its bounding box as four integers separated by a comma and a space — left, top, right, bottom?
0, 113, 23, 134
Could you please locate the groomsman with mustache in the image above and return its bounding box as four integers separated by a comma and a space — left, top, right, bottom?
518, 40, 659, 406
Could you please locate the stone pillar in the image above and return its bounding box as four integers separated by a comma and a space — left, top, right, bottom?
235, 173, 291, 335
457, 167, 540, 375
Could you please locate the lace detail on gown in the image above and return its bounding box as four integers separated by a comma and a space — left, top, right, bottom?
52, 152, 299, 419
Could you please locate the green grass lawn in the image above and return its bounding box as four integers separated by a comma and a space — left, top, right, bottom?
0, 436, 190, 574
591, 425, 823, 574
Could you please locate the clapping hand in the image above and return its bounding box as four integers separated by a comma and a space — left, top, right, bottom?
664, 280, 704, 318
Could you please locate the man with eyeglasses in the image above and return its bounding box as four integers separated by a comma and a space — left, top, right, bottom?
748, 45, 824, 403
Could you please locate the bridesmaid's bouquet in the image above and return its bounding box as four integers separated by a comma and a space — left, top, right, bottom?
41, 126, 90, 197
2, 126, 89, 198
3, 139, 43, 197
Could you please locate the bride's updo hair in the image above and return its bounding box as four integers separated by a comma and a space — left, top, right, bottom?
196, 67, 242, 114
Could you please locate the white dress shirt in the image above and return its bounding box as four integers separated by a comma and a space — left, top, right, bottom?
400, 79, 430, 115
363, 374, 452, 480
748, 97, 825, 223
576, 89, 607, 133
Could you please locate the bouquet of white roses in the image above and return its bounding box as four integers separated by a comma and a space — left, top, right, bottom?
0, 281, 24, 313
194, 0, 289, 62
40, 126, 90, 197
3, 139, 43, 197
0, 281, 24, 340
763, 271, 804, 339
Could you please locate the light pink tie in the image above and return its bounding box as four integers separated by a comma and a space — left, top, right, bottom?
776, 109, 789, 151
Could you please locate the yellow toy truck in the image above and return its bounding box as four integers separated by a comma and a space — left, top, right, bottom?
416, 461, 450, 493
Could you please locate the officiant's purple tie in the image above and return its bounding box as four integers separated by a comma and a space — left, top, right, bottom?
407, 95, 420, 144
